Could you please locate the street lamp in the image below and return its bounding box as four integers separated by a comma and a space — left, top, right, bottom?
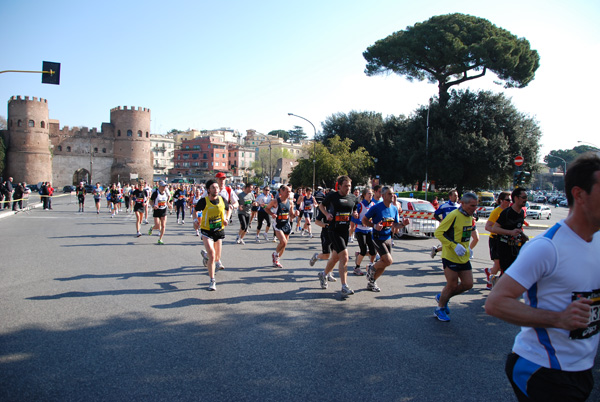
425, 98, 432, 202
288, 113, 317, 191
577, 140, 600, 151
547, 153, 567, 189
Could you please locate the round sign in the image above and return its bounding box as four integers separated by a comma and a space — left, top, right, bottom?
514, 156, 524, 166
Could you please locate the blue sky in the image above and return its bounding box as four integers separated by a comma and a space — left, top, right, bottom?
1, 0, 599, 161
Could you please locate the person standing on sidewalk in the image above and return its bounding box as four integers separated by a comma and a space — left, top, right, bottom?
486, 153, 600, 402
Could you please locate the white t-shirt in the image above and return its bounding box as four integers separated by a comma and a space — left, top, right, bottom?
507, 220, 600, 371
219, 186, 239, 206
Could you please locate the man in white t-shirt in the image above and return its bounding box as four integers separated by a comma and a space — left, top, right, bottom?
212, 172, 238, 269
486, 153, 600, 402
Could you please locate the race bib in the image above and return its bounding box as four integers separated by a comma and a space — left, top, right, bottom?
277, 213, 289, 220
381, 218, 394, 227
304, 205, 312, 211
335, 212, 350, 223
570, 289, 600, 340
157, 201, 166, 208
209, 217, 223, 230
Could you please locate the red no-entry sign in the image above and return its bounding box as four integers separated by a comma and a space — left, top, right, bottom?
514, 156, 524, 166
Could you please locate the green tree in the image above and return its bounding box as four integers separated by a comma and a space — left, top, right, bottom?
267, 129, 290, 142
398, 90, 541, 191
288, 125, 307, 143
544, 145, 597, 171
251, 147, 293, 178
363, 13, 540, 106
289, 135, 373, 188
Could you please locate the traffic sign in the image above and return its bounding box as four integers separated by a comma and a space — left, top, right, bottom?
514, 156, 524, 166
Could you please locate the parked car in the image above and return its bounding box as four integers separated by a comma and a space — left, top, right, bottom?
534, 195, 547, 203
396, 197, 439, 237
559, 199, 568, 207
26, 184, 39, 193
84, 184, 95, 193
63, 185, 76, 193
526, 205, 551, 219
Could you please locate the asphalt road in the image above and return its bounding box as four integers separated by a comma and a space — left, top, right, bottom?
1, 195, 598, 401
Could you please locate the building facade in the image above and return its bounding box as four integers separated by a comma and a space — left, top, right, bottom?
2, 96, 153, 186
150, 134, 175, 177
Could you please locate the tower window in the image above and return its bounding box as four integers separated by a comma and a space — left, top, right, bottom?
41, 121, 45, 128
67, 146, 71, 152
118, 130, 121, 137
17, 120, 22, 127
28, 120, 34, 127
58, 145, 62, 151
94, 147, 98, 153
138, 130, 142, 137
146, 132, 149, 138
102, 148, 107, 153
127, 130, 133, 137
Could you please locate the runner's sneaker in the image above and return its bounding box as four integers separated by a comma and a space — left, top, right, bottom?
435, 293, 450, 315
236, 236, 240, 244
484, 267, 491, 283
148, 228, 153, 236
367, 281, 381, 292
181, 220, 185, 224
354, 266, 365, 276
255, 235, 261, 243
349, 236, 355, 243
157, 239, 164, 245
263, 233, 269, 242
216, 261, 225, 270
435, 307, 450, 322
136, 232, 142, 238
318, 271, 328, 289
309, 253, 319, 267
274, 260, 283, 268
239, 238, 245, 245
430, 246, 438, 259
195, 230, 199, 236
309, 233, 313, 238
201, 250, 208, 267
326, 273, 337, 282
272, 252, 279, 264
208, 279, 216, 291
177, 219, 181, 224
341, 285, 354, 296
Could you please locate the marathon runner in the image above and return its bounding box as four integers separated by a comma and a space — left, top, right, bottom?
255, 186, 273, 243
266, 185, 298, 268
353, 188, 377, 276
131, 182, 147, 237
147, 180, 172, 245
299, 187, 317, 238
76, 182, 86, 213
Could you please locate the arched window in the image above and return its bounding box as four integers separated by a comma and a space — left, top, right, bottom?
94, 147, 98, 153
146, 132, 149, 138
66, 146, 71, 152
28, 120, 34, 127
127, 130, 133, 137
102, 148, 107, 153
118, 130, 121, 137
137, 130, 142, 137
41, 121, 46, 128
17, 120, 22, 127
57, 145, 62, 151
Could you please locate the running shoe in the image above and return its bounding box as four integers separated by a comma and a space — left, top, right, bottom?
354, 266, 365, 276
274, 260, 283, 268
236, 237, 241, 244
239, 239, 245, 245
341, 285, 354, 296
195, 230, 200, 236
181, 220, 185, 224
309, 233, 313, 238
272, 252, 279, 264
309, 252, 319, 267
349, 236, 355, 243
255, 235, 261, 243
157, 239, 164, 245
148, 228, 153, 236
435, 293, 450, 315
326, 273, 336, 282
216, 261, 225, 270
201, 250, 208, 267
208, 279, 216, 291
435, 307, 450, 322
430, 246, 438, 259
484, 267, 491, 283
177, 219, 181, 224
318, 271, 328, 289
136, 232, 142, 238
367, 281, 381, 292
263, 233, 269, 242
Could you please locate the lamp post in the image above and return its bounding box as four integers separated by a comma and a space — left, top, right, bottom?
577, 140, 600, 151
547, 153, 567, 189
288, 113, 317, 191
425, 98, 432, 201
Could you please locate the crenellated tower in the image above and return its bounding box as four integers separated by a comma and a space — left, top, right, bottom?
5, 96, 52, 184
109, 106, 153, 184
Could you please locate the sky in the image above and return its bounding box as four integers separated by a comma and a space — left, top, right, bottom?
1, 0, 599, 162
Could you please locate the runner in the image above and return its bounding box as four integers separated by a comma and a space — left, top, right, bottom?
430, 189, 459, 258
123, 183, 132, 213
362, 186, 410, 292
191, 187, 204, 236
485, 153, 600, 401
299, 187, 317, 238
308, 206, 337, 283
93, 182, 103, 214
266, 185, 297, 268
109, 184, 120, 217
142, 181, 152, 224
317, 175, 359, 296
76, 182, 86, 213
349, 187, 361, 242
353, 188, 377, 276
147, 180, 172, 245
433, 192, 478, 322
131, 183, 147, 237
236, 183, 255, 245
293, 187, 304, 234
173, 184, 187, 224
215, 172, 238, 269
196, 179, 230, 291
255, 186, 273, 243
484, 191, 511, 289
